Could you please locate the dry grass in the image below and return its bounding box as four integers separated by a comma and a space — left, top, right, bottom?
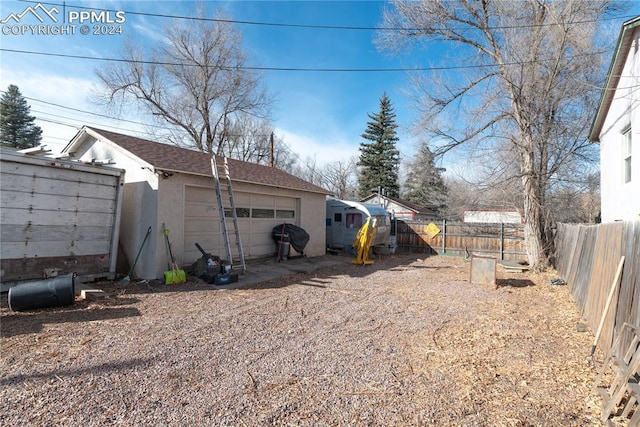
0, 254, 612, 426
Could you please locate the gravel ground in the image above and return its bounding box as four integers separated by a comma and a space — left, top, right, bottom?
0, 254, 609, 426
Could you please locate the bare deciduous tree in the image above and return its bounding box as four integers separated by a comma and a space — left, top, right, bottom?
288, 156, 358, 198
95, 11, 272, 155
322, 157, 359, 200
225, 114, 297, 171
379, 0, 619, 270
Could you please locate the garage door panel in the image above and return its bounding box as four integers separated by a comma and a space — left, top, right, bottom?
183, 233, 221, 264
274, 196, 296, 209
185, 219, 220, 233
252, 221, 282, 255
184, 185, 298, 260
183, 233, 219, 249
186, 186, 217, 203
233, 192, 251, 205
185, 202, 219, 218
252, 194, 275, 206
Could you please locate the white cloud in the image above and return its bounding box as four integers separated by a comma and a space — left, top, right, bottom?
1, 70, 93, 103
131, 20, 170, 45
0, 67, 151, 153
276, 127, 360, 167
0, 69, 98, 152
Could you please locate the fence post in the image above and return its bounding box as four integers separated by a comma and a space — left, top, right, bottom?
442, 219, 446, 254
500, 222, 504, 260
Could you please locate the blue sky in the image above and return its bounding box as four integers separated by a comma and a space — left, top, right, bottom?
1, 0, 638, 171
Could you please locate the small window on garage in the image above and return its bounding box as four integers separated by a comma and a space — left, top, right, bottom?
252, 208, 275, 218
236, 208, 250, 218
334, 213, 342, 222
276, 209, 295, 219
225, 208, 250, 218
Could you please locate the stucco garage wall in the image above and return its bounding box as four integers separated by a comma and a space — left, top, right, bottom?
71, 136, 159, 279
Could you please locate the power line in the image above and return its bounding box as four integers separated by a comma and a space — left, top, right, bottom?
1, 47, 582, 72
5, 47, 631, 78
25, 95, 174, 130
17, 94, 280, 140
34, 116, 82, 129
0, 89, 180, 133
0, 47, 475, 72
32, 114, 164, 139
17, 0, 638, 32
41, 134, 71, 141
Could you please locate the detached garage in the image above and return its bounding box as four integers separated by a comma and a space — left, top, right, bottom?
62, 127, 331, 280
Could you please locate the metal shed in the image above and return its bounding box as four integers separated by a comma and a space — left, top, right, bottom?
0, 149, 124, 284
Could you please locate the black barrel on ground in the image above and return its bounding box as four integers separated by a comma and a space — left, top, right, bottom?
8, 273, 76, 311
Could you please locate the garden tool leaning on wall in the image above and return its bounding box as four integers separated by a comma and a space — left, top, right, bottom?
163, 223, 186, 285
119, 226, 152, 284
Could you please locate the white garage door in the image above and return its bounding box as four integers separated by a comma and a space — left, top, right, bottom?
183, 185, 298, 264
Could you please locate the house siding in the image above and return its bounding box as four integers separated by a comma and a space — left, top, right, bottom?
360, 195, 439, 222
599, 27, 640, 223
463, 210, 524, 224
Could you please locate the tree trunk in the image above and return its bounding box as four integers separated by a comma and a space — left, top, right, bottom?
521, 150, 550, 271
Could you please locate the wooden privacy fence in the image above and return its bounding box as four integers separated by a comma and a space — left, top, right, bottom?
394, 220, 527, 261
554, 220, 640, 355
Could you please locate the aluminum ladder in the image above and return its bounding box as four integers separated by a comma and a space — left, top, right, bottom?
210, 156, 246, 274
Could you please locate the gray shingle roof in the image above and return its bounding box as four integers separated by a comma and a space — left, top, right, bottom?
87, 127, 330, 194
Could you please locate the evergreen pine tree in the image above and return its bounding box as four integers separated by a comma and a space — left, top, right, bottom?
0, 85, 42, 149
404, 141, 449, 215
357, 92, 400, 199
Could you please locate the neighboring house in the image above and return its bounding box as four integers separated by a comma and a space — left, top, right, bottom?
360, 193, 440, 221
62, 127, 331, 280
463, 209, 524, 224
589, 16, 640, 223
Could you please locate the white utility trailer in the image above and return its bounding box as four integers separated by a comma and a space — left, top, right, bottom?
325, 198, 391, 253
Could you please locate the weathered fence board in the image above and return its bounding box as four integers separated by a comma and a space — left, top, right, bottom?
616, 221, 640, 353
566, 225, 597, 310
555, 220, 639, 355
394, 220, 527, 261
586, 223, 625, 352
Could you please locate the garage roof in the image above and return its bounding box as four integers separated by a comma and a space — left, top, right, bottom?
66, 127, 331, 195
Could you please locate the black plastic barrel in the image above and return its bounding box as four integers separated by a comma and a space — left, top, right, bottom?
8, 273, 76, 311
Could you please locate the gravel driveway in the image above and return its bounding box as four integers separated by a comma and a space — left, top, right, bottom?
1, 254, 604, 426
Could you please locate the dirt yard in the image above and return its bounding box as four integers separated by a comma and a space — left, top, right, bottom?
0, 254, 611, 426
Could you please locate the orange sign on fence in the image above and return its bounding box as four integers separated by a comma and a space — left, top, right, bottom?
425, 222, 441, 238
